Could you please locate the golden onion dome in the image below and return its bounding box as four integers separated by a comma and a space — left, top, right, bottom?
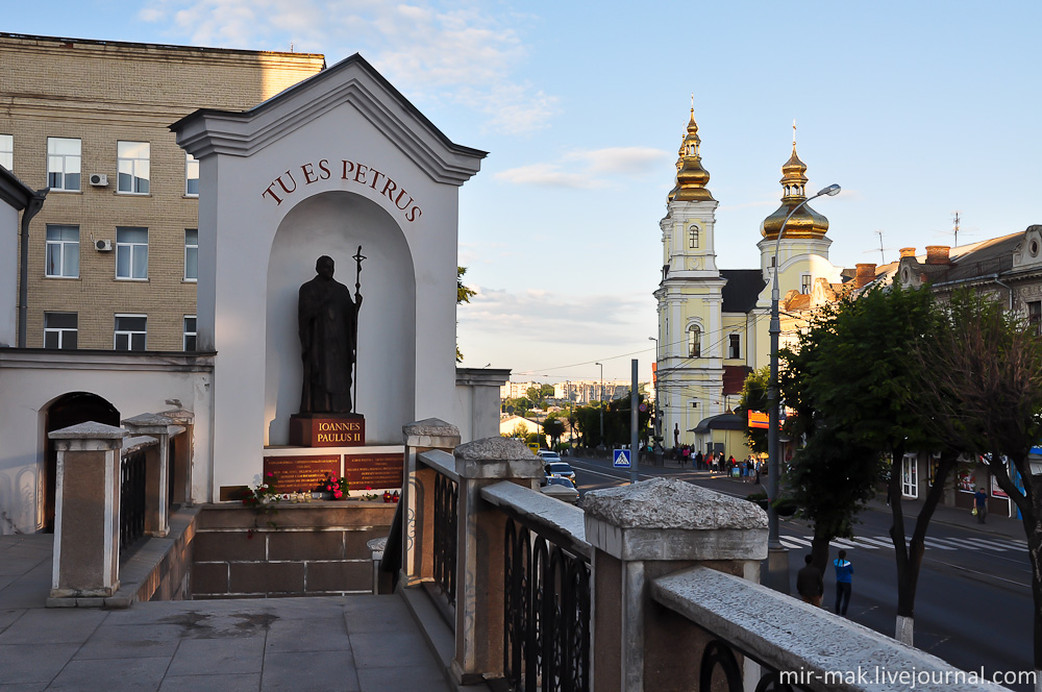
761, 143, 829, 240
668, 108, 715, 203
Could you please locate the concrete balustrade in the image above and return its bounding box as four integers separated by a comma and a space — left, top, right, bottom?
46, 422, 126, 605
123, 412, 184, 538
582, 477, 768, 692
401, 418, 461, 589
450, 436, 542, 685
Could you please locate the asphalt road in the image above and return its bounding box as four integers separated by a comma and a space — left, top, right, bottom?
564, 455, 1035, 691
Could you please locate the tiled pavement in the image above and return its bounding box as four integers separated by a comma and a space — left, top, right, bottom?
0, 535, 457, 692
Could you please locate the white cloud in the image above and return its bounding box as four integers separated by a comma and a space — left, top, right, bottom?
139, 0, 553, 133
495, 146, 670, 188
493, 163, 605, 189
460, 287, 649, 342
563, 147, 668, 176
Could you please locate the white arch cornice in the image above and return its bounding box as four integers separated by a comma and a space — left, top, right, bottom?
171, 53, 486, 186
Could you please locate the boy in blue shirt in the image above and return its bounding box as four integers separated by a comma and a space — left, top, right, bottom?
834, 549, 853, 616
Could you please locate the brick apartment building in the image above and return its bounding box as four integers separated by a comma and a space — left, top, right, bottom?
0, 33, 325, 350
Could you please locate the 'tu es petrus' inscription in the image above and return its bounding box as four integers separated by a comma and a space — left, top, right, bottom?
262, 159, 422, 222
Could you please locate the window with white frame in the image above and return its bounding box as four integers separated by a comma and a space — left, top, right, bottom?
728, 333, 741, 359
44, 312, 77, 349
117, 141, 150, 194
0, 134, 12, 170
184, 316, 197, 351
688, 225, 699, 249
116, 227, 148, 279
114, 314, 147, 351
801, 273, 812, 294
185, 153, 199, 196
47, 137, 81, 191
688, 324, 701, 358
184, 229, 198, 281
45, 225, 79, 278
901, 453, 919, 499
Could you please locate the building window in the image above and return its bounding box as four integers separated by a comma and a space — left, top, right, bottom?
116, 227, 148, 280
44, 312, 77, 349
114, 314, 147, 351
184, 316, 197, 351
117, 141, 150, 194
45, 225, 79, 278
901, 453, 919, 499
728, 333, 741, 359
688, 225, 699, 249
688, 324, 701, 358
47, 137, 81, 191
184, 229, 198, 281
0, 134, 12, 170
1029, 301, 1042, 335
801, 273, 812, 294
185, 153, 199, 196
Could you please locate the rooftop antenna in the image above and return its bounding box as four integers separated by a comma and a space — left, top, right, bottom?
876, 230, 885, 264
953, 211, 960, 247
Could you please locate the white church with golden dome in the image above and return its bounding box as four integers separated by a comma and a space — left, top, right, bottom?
653, 109, 848, 456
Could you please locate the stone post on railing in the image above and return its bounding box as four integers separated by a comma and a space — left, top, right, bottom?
583, 477, 768, 692
47, 421, 126, 605
452, 437, 542, 685
161, 408, 195, 506
402, 418, 461, 587
123, 413, 183, 538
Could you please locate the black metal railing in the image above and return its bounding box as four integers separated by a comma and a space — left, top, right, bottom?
119, 448, 146, 555
433, 472, 458, 606
503, 516, 590, 692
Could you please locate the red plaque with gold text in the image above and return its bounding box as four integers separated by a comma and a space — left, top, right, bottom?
263, 455, 341, 493
343, 454, 404, 490
289, 413, 365, 447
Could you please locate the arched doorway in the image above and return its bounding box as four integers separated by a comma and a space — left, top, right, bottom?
43, 392, 119, 531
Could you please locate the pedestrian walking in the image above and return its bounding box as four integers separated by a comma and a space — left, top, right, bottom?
833, 549, 853, 616
694, 450, 703, 470
796, 554, 823, 607
973, 487, 988, 524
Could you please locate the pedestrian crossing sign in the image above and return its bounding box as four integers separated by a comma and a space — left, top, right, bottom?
613, 448, 631, 468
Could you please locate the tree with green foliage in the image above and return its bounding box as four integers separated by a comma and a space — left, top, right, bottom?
910, 290, 1042, 669
736, 366, 770, 454
784, 285, 948, 644
502, 397, 533, 418
526, 384, 555, 408
456, 266, 476, 362
543, 415, 566, 449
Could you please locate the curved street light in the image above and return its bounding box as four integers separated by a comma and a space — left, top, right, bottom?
767, 183, 841, 554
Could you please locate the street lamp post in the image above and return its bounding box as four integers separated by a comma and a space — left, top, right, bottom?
648, 336, 659, 438
767, 184, 841, 581
595, 361, 604, 446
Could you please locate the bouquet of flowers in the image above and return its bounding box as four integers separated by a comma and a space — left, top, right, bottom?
243, 471, 280, 507
318, 473, 349, 500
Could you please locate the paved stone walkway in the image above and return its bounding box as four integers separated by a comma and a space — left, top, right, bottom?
0, 535, 454, 691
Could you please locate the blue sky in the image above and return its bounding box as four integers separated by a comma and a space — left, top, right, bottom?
7, 1, 1041, 382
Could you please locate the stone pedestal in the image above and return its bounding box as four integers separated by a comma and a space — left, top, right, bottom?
47, 422, 126, 604
583, 477, 767, 692
123, 412, 182, 537
401, 418, 461, 589
289, 412, 365, 447
451, 437, 542, 685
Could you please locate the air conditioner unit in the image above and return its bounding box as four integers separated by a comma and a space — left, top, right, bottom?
89, 173, 108, 187
95, 239, 113, 252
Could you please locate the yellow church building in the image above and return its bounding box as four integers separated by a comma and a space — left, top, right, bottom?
653, 109, 849, 457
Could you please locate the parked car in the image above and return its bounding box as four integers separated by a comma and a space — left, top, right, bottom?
544, 461, 576, 484
540, 475, 580, 504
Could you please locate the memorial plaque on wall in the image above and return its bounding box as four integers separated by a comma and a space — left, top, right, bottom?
263, 455, 341, 493
343, 454, 404, 490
